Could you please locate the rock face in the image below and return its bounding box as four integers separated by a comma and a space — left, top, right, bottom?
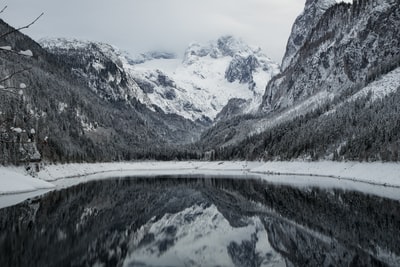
261, 0, 400, 112
215, 98, 248, 122
225, 54, 259, 88
281, 0, 336, 70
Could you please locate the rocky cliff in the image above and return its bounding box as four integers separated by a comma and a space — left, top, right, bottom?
261, 0, 400, 112
281, 0, 336, 70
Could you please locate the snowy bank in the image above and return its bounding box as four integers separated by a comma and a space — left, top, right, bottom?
1, 160, 400, 208
0, 167, 54, 195
252, 161, 400, 187
40, 160, 400, 187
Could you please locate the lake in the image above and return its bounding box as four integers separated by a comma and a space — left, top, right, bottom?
0, 176, 399, 267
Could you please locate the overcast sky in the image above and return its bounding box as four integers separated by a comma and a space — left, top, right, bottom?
2, 0, 348, 63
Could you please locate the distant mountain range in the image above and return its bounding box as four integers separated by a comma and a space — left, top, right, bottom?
40, 36, 279, 122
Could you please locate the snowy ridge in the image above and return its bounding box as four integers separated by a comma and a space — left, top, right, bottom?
40, 38, 124, 69
40, 38, 154, 108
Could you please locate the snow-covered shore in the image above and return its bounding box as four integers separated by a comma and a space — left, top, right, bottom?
0, 167, 55, 195
1, 160, 400, 208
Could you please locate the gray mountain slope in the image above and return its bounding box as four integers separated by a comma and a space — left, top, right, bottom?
262, 0, 400, 112
199, 0, 400, 161
0, 19, 203, 164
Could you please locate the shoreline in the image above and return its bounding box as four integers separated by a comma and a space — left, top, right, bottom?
1, 160, 400, 208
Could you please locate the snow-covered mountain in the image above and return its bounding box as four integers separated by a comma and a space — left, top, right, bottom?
41, 36, 279, 122
200, 0, 400, 161
261, 0, 400, 112
132, 36, 279, 121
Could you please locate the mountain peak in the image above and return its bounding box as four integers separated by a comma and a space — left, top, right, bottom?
132, 36, 279, 121
39, 37, 116, 52
216, 35, 248, 57
183, 35, 263, 65
305, 0, 336, 10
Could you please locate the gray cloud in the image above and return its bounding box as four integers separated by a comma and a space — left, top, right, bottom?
2, 0, 307, 63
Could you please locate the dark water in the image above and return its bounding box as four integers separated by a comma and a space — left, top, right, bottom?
0, 176, 399, 267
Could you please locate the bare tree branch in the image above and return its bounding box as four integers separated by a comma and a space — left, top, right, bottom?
0, 12, 44, 40
0, 67, 31, 84
0, 5, 7, 15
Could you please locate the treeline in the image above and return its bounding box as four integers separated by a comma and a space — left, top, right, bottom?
209, 87, 400, 162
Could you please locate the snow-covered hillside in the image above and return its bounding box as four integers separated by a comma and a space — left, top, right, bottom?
41, 36, 279, 122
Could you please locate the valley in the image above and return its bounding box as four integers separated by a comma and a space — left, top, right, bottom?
1, 0, 399, 266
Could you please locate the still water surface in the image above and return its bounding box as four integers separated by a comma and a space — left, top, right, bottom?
1, 176, 399, 267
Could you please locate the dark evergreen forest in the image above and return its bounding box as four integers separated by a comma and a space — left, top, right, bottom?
206, 88, 400, 162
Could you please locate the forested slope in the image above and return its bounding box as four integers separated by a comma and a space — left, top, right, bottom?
0, 19, 202, 164
199, 0, 400, 162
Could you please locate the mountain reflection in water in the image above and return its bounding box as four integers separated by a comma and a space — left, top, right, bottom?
0, 176, 399, 267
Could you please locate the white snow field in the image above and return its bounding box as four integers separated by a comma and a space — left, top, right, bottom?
1, 160, 400, 208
